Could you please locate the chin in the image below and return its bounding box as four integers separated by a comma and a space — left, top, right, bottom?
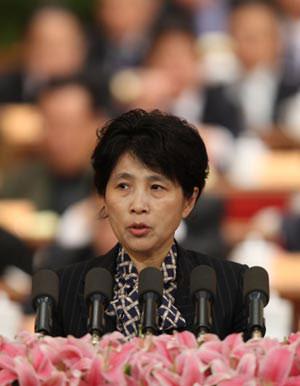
125, 239, 154, 255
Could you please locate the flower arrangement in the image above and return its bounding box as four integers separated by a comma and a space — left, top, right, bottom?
1, 330, 300, 385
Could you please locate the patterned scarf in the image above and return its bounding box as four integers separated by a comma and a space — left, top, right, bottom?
106, 244, 186, 339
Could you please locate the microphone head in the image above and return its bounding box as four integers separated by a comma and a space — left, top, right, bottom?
84, 267, 113, 303
138, 267, 163, 303
243, 266, 270, 306
32, 269, 59, 309
190, 265, 217, 301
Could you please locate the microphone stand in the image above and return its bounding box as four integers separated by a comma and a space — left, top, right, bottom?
247, 291, 266, 339
194, 290, 213, 341
88, 294, 106, 345
34, 296, 54, 336
141, 292, 159, 336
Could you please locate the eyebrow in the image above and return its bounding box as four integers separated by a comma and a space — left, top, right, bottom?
113, 172, 169, 183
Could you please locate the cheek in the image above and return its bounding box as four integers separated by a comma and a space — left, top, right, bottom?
157, 200, 186, 225
106, 208, 123, 238
105, 197, 126, 224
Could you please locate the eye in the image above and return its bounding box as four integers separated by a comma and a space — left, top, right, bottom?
151, 184, 165, 191
117, 182, 129, 190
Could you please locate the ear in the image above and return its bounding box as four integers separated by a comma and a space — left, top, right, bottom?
182, 187, 199, 219
99, 203, 108, 219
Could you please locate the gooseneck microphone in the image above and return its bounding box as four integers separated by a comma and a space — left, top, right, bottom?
138, 267, 163, 335
244, 266, 269, 339
190, 265, 216, 337
84, 267, 113, 343
32, 269, 59, 336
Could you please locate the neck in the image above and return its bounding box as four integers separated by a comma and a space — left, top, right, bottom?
125, 242, 174, 273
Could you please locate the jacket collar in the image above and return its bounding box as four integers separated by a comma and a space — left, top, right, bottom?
84, 243, 198, 332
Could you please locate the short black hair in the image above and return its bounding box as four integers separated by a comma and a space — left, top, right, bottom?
91, 109, 209, 200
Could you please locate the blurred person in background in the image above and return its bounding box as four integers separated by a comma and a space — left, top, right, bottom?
0, 77, 101, 214
227, 0, 300, 137
276, 0, 300, 84
111, 20, 242, 138
273, 0, 300, 142
33, 192, 118, 271
145, 21, 202, 123
162, 0, 229, 37
0, 226, 32, 294
88, 0, 162, 69
281, 193, 300, 252
86, 0, 163, 111
0, 5, 87, 104
147, 21, 242, 138
0, 226, 33, 338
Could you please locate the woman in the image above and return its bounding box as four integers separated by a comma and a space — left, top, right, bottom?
53, 109, 248, 339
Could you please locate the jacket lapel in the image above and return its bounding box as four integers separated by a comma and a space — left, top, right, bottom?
175, 245, 196, 330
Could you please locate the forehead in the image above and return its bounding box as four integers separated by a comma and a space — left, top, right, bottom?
231, 5, 278, 30
40, 86, 92, 115
110, 152, 168, 181
29, 10, 81, 38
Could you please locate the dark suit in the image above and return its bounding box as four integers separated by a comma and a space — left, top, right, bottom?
201, 78, 300, 138
0, 227, 33, 275
0, 71, 43, 103
0, 161, 93, 215
53, 243, 248, 340
0, 72, 25, 103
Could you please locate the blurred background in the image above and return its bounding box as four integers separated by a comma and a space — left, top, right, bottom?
0, 0, 300, 339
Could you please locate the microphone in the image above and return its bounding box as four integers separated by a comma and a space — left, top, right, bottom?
32, 269, 59, 335
84, 267, 113, 343
190, 265, 216, 337
138, 267, 163, 335
244, 266, 269, 339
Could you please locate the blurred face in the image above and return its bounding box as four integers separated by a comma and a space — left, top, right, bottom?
97, 0, 160, 41
39, 85, 97, 175
230, 5, 281, 70
277, 0, 300, 18
24, 9, 86, 79
104, 153, 197, 263
147, 31, 200, 95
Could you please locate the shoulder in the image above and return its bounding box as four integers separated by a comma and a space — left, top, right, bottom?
204, 84, 235, 104
177, 245, 248, 279
57, 244, 118, 283
0, 72, 23, 102
2, 161, 47, 182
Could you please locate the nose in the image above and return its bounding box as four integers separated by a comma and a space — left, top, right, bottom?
130, 188, 149, 214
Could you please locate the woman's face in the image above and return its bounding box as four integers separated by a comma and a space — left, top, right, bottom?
104, 152, 197, 262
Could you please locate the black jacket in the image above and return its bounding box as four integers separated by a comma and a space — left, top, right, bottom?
53, 243, 248, 340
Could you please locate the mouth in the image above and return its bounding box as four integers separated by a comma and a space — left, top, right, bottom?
128, 223, 151, 237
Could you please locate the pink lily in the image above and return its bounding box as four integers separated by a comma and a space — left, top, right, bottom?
173, 331, 198, 350
204, 362, 233, 385
42, 372, 67, 386
0, 368, 17, 385
175, 349, 205, 385
0, 335, 26, 358
149, 367, 180, 386
80, 357, 106, 386
283, 375, 300, 386
30, 344, 55, 380
258, 346, 294, 386
288, 333, 300, 345
236, 352, 257, 378
14, 356, 39, 386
